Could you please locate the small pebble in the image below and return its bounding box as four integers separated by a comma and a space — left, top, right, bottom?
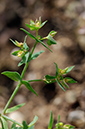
14, 94, 27, 104
53, 97, 62, 106
8, 111, 25, 127
65, 90, 77, 104
68, 110, 85, 127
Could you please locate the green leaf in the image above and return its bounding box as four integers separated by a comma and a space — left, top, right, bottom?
64, 66, 75, 74
2, 71, 21, 82
39, 20, 47, 29
23, 42, 29, 51
28, 126, 34, 129
47, 35, 57, 46
56, 79, 65, 91
48, 30, 57, 37
30, 20, 35, 25
6, 103, 25, 114
22, 80, 38, 96
21, 28, 52, 52
18, 60, 25, 67
61, 80, 69, 88
44, 75, 56, 84
23, 35, 27, 44
48, 111, 53, 129
39, 40, 52, 52
21, 28, 37, 40
24, 52, 29, 63
25, 23, 34, 30
57, 115, 60, 129
54, 63, 59, 77
31, 50, 44, 60
45, 75, 56, 80
11, 123, 16, 129
28, 79, 43, 82
12, 50, 20, 56
28, 116, 38, 127
22, 121, 28, 129
64, 77, 77, 83
1, 117, 8, 129
18, 52, 29, 67
21, 52, 29, 63
10, 39, 18, 46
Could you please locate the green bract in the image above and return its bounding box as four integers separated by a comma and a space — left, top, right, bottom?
26, 17, 47, 31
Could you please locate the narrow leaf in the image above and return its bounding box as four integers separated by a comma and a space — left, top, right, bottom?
39, 20, 47, 28
22, 80, 38, 96
10, 39, 18, 46
62, 80, 69, 88
45, 75, 56, 80
21, 28, 37, 40
28, 116, 38, 127
1, 117, 8, 129
22, 121, 28, 129
28, 79, 43, 82
23, 43, 29, 51
23, 35, 27, 44
31, 50, 44, 60
2, 71, 21, 82
39, 40, 52, 52
11, 123, 16, 129
6, 103, 25, 114
64, 66, 75, 74
64, 77, 77, 83
18, 60, 24, 67
54, 63, 59, 77
28, 125, 34, 129
48, 111, 53, 129
12, 50, 20, 56
56, 79, 65, 91
21, 28, 52, 52
25, 23, 33, 30
57, 115, 60, 128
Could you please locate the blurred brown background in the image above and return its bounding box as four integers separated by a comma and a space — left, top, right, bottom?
0, 0, 85, 129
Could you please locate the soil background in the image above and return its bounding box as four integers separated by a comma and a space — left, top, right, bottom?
0, 0, 85, 129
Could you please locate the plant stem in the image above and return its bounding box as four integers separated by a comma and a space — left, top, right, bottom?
28, 79, 43, 82
3, 82, 21, 114
3, 40, 38, 114
21, 41, 38, 80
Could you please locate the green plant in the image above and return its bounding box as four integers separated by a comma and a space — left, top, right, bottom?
0, 17, 76, 129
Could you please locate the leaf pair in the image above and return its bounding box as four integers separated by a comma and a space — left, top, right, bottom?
44, 63, 77, 91
2, 71, 38, 96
